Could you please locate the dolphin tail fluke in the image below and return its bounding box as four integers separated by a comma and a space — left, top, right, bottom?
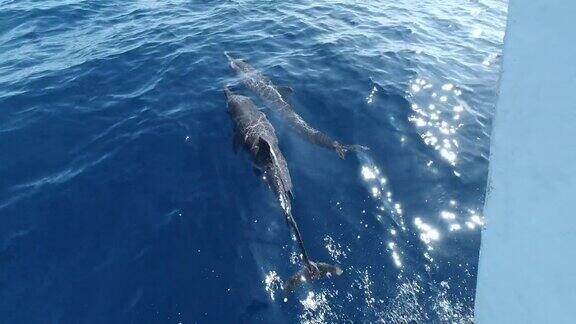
281, 211, 342, 292
335, 143, 370, 159
283, 261, 343, 292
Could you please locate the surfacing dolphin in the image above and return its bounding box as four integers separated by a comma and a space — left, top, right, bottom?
224, 86, 342, 292
224, 52, 368, 159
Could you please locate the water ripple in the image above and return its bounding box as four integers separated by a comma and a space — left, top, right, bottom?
0, 0, 507, 322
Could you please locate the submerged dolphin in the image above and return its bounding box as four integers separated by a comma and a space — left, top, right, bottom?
224, 86, 342, 291
224, 52, 368, 159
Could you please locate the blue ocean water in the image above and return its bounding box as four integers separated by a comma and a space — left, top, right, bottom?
0, 0, 507, 323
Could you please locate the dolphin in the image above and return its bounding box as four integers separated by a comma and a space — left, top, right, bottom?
224, 52, 368, 159
224, 86, 342, 291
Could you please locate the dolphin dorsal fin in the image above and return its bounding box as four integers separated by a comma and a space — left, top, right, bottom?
276, 86, 294, 99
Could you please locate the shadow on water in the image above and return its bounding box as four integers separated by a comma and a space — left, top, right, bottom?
239, 299, 270, 323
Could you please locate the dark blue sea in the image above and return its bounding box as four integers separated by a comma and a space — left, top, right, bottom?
0, 0, 508, 322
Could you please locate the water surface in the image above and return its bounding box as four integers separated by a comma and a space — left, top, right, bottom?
0, 0, 507, 322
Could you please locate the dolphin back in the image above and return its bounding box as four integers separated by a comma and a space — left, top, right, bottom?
257, 137, 293, 204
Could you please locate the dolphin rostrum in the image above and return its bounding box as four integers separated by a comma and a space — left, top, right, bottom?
225, 52, 368, 159
224, 86, 342, 291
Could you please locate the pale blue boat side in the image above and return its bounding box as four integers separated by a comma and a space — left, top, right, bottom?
475, 1, 576, 323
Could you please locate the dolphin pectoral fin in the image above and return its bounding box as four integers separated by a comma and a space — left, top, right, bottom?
277, 86, 294, 99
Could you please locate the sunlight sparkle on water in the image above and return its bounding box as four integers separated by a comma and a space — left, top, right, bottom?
392, 251, 402, 267
366, 85, 378, 104
440, 148, 456, 165
387, 241, 403, 267
408, 77, 465, 169
358, 155, 406, 231
440, 211, 456, 220
361, 166, 377, 180
414, 217, 440, 245
299, 290, 336, 324
470, 214, 485, 227
409, 116, 427, 127
449, 224, 462, 231
324, 236, 347, 263
264, 271, 283, 301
